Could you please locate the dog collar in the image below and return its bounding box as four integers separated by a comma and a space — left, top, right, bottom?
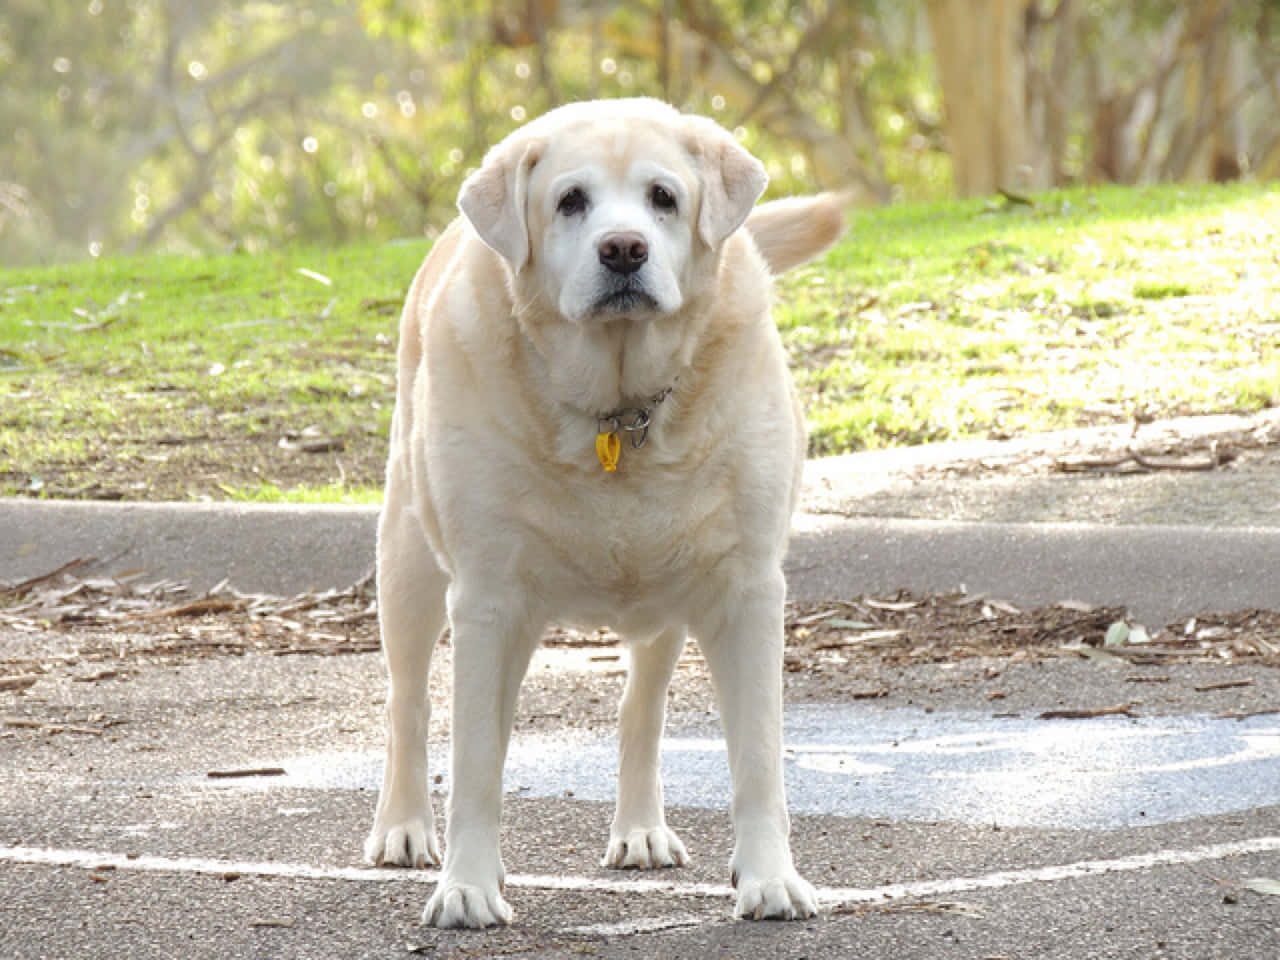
595, 385, 674, 473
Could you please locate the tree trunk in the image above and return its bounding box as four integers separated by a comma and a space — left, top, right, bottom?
1207, 35, 1245, 181
1044, 0, 1078, 185
927, 0, 1038, 196
1163, 0, 1231, 181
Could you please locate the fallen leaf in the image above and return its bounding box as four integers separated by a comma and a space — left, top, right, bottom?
1066, 643, 1122, 664
864, 599, 920, 612
1193, 678, 1255, 692
296, 267, 332, 286
1104, 621, 1130, 647
1056, 600, 1095, 613
1243, 877, 1280, 897
1039, 703, 1135, 719
790, 608, 843, 626
849, 688, 890, 700
207, 767, 287, 779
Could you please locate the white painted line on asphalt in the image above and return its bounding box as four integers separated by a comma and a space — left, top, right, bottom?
2, 835, 1278, 910
0, 844, 732, 897
820, 834, 1280, 906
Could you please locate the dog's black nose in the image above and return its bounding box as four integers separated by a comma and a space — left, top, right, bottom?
598, 232, 648, 275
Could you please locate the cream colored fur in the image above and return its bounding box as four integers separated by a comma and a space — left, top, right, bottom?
364, 98, 845, 929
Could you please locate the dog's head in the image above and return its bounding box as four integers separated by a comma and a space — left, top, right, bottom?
457, 99, 767, 324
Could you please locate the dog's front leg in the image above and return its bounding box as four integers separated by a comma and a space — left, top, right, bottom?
424, 590, 539, 929
696, 570, 817, 921
603, 628, 690, 869
365, 493, 448, 869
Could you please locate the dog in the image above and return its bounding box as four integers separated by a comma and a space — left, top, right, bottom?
364, 98, 845, 928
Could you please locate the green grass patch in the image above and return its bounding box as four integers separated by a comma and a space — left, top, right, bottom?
1133, 280, 1194, 300
777, 181, 1279, 454
221, 481, 384, 505
2, 182, 1277, 500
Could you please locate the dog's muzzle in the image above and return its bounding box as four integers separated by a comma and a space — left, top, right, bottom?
591, 274, 659, 315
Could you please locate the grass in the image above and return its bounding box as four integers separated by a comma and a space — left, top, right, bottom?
1, 182, 1277, 500
223, 481, 385, 505
1, 241, 422, 500
775, 182, 1280, 453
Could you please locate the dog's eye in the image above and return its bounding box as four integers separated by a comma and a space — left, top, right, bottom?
557, 187, 588, 216
650, 184, 677, 213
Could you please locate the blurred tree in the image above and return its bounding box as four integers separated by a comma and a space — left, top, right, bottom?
0, 0, 458, 262
926, 0, 1037, 195
1080, 0, 1279, 185
1, 0, 1276, 263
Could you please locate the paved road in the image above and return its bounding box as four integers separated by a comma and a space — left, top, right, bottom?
2, 644, 1277, 959
3, 414, 1279, 957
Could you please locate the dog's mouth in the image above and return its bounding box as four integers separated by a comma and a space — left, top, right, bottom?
591, 278, 660, 316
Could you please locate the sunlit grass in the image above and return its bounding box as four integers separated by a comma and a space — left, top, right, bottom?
779, 181, 1280, 454
221, 481, 383, 505
2, 182, 1277, 499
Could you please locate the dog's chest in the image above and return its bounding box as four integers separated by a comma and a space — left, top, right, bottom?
515, 464, 743, 602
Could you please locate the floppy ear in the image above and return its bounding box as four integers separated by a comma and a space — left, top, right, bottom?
684, 116, 769, 249
457, 137, 544, 271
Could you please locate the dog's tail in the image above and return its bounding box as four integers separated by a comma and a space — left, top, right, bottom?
745, 191, 848, 275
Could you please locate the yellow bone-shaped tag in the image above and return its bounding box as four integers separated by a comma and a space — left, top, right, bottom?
595, 431, 620, 472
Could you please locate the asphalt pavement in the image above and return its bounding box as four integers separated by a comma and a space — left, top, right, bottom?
2, 639, 1277, 959
2, 411, 1279, 958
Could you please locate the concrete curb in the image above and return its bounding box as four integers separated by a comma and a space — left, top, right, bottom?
1, 499, 378, 597
4, 497, 1278, 625
788, 513, 1280, 625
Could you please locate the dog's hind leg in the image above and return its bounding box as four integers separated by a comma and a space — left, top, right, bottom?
602, 628, 690, 870
364, 485, 448, 869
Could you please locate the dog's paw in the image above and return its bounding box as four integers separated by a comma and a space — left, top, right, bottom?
731, 869, 818, 921
423, 880, 513, 929
602, 825, 689, 870
364, 816, 441, 869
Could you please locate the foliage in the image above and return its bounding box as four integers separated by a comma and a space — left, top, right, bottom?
1, 1, 1277, 265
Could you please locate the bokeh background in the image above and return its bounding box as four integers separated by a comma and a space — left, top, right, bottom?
2, 0, 1277, 264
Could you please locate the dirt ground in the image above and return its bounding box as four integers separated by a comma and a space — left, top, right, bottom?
0, 409, 389, 502
4, 565, 1276, 739
5, 400, 1279, 504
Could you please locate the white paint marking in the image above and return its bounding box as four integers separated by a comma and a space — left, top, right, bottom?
0, 845, 731, 897
1, 835, 1277, 911
820, 834, 1280, 906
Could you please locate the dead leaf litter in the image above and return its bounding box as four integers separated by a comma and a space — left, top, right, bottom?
2, 563, 1276, 695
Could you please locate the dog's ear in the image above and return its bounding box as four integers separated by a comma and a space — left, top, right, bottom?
684, 116, 769, 249
457, 136, 545, 271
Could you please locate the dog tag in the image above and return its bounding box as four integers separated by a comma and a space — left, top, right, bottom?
595, 431, 620, 472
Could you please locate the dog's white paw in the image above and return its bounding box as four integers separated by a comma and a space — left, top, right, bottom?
423, 879, 513, 929
731, 869, 818, 921
364, 816, 441, 869
602, 825, 689, 870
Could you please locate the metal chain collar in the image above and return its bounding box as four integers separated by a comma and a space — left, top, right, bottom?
597, 385, 674, 450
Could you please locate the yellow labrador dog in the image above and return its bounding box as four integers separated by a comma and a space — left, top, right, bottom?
365, 98, 844, 928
